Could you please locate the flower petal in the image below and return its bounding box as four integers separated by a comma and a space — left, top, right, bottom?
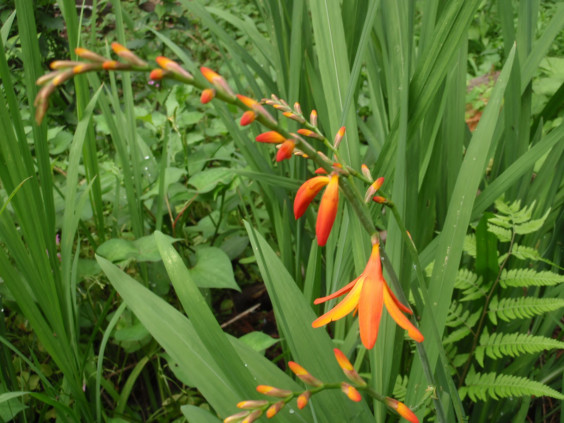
358, 272, 384, 349
293, 176, 329, 219
383, 284, 424, 342
313, 278, 358, 304
316, 174, 339, 246
312, 278, 364, 328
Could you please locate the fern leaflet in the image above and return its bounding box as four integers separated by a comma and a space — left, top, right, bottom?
461, 371, 564, 401
475, 331, 564, 367
500, 268, 564, 288
488, 296, 564, 324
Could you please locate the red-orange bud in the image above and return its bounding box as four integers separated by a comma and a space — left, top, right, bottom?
266, 401, 284, 418
334, 126, 346, 148
255, 131, 285, 144
236, 94, 258, 108
333, 349, 366, 386
294, 176, 330, 219
386, 398, 419, 423
373, 195, 387, 204
200, 88, 215, 104
149, 69, 166, 81
240, 110, 256, 126
316, 174, 339, 246
314, 167, 328, 175
310, 109, 318, 126
276, 140, 295, 162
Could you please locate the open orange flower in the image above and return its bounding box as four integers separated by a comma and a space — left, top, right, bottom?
294, 174, 339, 246
312, 243, 423, 349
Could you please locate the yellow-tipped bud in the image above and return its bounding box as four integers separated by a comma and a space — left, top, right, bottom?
236, 400, 268, 410
361, 164, 372, 181
155, 56, 193, 80
288, 361, 323, 387
297, 128, 323, 140
333, 349, 366, 386
282, 111, 305, 123
256, 385, 292, 398
111, 42, 147, 67
223, 411, 249, 423
200, 66, 234, 96
150, 69, 168, 81
310, 109, 318, 126
340, 383, 362, 402
51, 69, 74, 86
74, 47, 107, 62
385, 398, 419, 423
297, 391, 311, 409
241, 410, 262, 423
266, 401, 284, 418
294, 102, 302, 115
334, 126, 346, 149
36, 71, 59, 86
102, 60, 129, 70
50, 60, 82, 70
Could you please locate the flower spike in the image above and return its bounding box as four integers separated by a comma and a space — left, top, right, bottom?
313, 243, 423, 348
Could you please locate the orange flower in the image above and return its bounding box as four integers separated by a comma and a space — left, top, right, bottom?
312, 243, 423, 349
294, 175, 340, 246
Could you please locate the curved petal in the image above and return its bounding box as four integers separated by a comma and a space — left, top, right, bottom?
312, 279, 364, 328
383, 281, 413, 315
316, 174, 339, 246
383, 285, 424, 343
293, 176, 329, 219
313, 277, 359, 304
358, 274, 384, 349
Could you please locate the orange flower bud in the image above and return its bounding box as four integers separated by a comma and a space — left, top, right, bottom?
223, 411, 249, 423
200, 88, 215, 104
102, 60, 128, 70
294, 102, 302, 114
314, 167, 328, 175
361, 164, 372, 181
385, 398, 419, 423
75, 47, 107, 62
255, 131, 285, 144
149, 69, 167, 81
310, 109, 318, 126
266, 401, 284, 418
50, 60, 82, 70
236, 94, 258, 108
282, 111, 305, 123
297, 391, 311, 409
333, 349, 366, 386
200, 66, 234, 96
241, 409, 262, 423
288, 361, 323, 387
240, 110, 256, 126
297, 128, 323, 140
373, 195, 387, 204
237, 400, 268, 409
334, 126, 346, 148
51, 69, 74, 86
256, 385, 292, 398
365, 177, 385, 203
340, 383, 362, 402
293, 176, 330, 219
316, 174, 339, 246
276, 140, 295, 162
36, 71, 59, 86
111, 42, 147, 66
156, 56, 193, 80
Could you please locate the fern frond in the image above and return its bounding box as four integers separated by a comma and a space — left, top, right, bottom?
460, 371, 564, 401
487, 223, 511, 242
488, 296, 564, 324
500, 269, 564, 288
454, 269, 487, 300
475, 331, 564, 367
463, 234, 476, 257
514, 209, 550, 235
392, 375, 408, 402
499, 244, 540, 263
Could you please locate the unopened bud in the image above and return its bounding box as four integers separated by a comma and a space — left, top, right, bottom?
75, 47, 107, 62
361, 164, 372, 181
297, 128, 323, 140
240, 110, 256, 126
156, 56, 193, 80
385, 398, 419, 423
266, 401, 284, 418
237, 400, 268, 409
333, 349, 366, 386
200, 88, 215, 104
276, 140, 295, 162
223, 411, 249, 423
200, 66, 233, 96
310, 109, 317, 126
341, 383, 362, 402
256, 385, 292, 398
334, 126, 346, 149
241, 410, 262, 423
288, 361, 323, 387
150, 69, 169, 81
297, 391, 311, 409
293, 102, 302, 115
111, 42, 147, 67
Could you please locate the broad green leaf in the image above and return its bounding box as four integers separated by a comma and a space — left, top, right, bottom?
188, 168, 234, 193
189, 247, 240, 291
181, 405, 222, 423
238, 332, 279, 354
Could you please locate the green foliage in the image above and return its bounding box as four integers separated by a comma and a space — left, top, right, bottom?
488, 296, 564, 324
460, 371, 564, 402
